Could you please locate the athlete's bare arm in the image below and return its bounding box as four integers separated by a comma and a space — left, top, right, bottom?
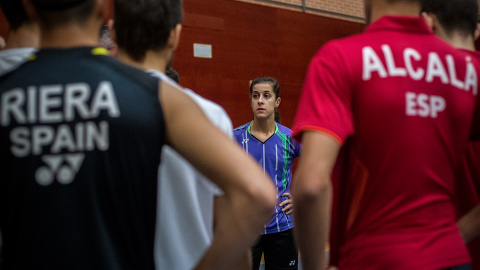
458, 204, 480, 243
159, 80, 277, 270
214, 196, 253, 270
291, 131, 340, 270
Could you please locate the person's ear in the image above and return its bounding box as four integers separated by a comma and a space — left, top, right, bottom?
108, 19, 116, 43
474, 22, 480, 41
22, 0, 39, 22
421, 12, 436, 32
167, 24, 182, 51
275, 97, 281, 108
0, 36, 5, 49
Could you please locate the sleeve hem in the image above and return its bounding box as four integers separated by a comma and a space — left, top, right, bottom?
292, 125, 344, 146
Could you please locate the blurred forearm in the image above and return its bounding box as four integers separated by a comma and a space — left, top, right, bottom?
458, 204, 480, 243
291, 131, 340, 270
195, 186, 274, 270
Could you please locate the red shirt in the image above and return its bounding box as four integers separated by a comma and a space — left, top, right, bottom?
293, 16, 478, 270
456, 141, 480, 270
454, 50, 480, 270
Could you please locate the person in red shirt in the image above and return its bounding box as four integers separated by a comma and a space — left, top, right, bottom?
422, 0, 480, 269
291, 0, 480, 269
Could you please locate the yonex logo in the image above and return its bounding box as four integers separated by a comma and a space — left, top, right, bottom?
242, 137, 249, 153
1, 81, 118, 187
35, 153, 85, 186
289, 260, 296, 266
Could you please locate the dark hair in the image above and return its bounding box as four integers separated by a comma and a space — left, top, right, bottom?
167, 0, 183, 27
32, 0, 88, 10
0, 0, 30, 30
33, 0, 96, 30
421, 0, 478, 37
274, 108, 281, 123
166, 65, 180, 83
114, 0, 183, 62
249, 77, 280, 99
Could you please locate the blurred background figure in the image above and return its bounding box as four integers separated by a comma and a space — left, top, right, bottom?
165, 65, 180, 83
422, 0, 480, 269
99, 24, 117, 56
0, 36, 5, 49
0, 0, 39, 75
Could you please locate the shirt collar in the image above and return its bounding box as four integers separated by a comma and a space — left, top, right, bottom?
365, 15, 433, 35
247, 121, 279, 135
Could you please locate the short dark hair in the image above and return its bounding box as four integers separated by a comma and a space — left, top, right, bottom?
32, 0, 88, 10
0, 0, 30, 30
114, 0, 183, 62
166, 65, 180, 83
422, 0, 478, 37
167, 0, 183, 27
32, 0, 97, 30
250, 77, 280, 99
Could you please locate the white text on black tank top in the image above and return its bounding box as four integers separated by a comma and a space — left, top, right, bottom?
0, 81, 120, 186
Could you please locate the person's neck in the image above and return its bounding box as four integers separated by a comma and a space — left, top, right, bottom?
250, 117, 276, 135
39, 21, 101, 49
116, 49, 170, 73
445, 33, 476, 51
369, 0, 421, 24
5, 23, 40, 50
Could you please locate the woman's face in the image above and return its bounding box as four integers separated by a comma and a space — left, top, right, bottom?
250, 83, 280, 120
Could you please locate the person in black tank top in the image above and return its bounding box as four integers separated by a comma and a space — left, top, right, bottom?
0, 0, 277, 269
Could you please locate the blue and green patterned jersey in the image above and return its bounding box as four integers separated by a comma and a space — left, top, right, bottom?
233, 121, 301, 234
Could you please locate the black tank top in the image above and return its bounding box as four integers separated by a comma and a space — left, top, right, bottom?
0, 47, 164, 269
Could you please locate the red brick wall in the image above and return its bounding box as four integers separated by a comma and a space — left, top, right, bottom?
173, 0, 365, 128
0, 7, 9, 42
0, 0, 365, 128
